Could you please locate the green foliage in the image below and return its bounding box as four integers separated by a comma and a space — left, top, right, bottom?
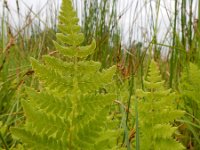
82, 0, 121, 67
136, 60, 185, 150
0, 44, 25, 149
179, 63, 200, 148
179, 63, 200, 109
11, 0, 118, 149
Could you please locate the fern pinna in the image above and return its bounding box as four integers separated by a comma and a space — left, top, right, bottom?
11, 0, 118, 149
136, 60, 185, 150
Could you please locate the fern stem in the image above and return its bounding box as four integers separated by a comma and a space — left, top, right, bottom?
69, 56, 78, 149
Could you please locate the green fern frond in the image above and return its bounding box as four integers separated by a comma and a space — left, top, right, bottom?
136, 60, 185, 150
180, 63, 200, 105
11, 0, 119, 149
179, 63, 200, 148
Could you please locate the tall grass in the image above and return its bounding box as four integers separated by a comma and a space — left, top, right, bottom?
80, 0, 121, 67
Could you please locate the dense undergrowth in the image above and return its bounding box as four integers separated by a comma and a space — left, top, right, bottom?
1, 0, 200, 149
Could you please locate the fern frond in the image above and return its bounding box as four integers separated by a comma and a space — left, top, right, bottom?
180, 63, 200, 105
179, 63, 200, 148
11, 0, 118, 149
136, 60, 184, 150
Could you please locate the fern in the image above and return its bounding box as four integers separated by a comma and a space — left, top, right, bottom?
11, 0, 118, 149
135, 60, 185, 150
179, 63, 200, 148
179, 63, 200, 108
